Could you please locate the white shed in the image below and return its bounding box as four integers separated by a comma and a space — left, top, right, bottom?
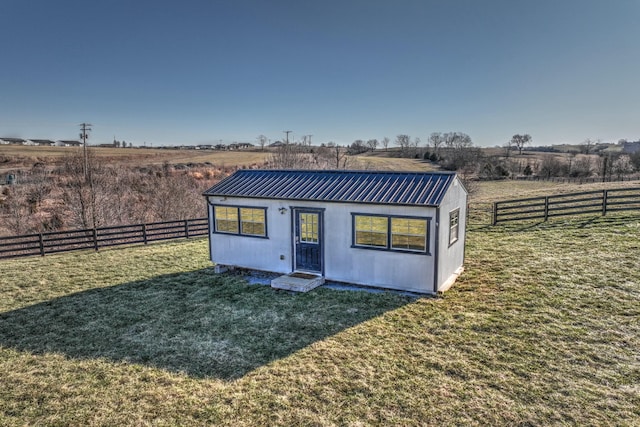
203, 170, 467, 294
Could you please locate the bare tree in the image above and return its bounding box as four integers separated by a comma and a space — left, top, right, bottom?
61, 148, 104, 229
409, 137, 421, 158
1, 186, 30, 235
366, 139, 378, 151
503, 140, 513, 158
571, 156, 593, 177
395, 134, 411, 156
349, 140, 367, 154
428, 132, 444, 158
257, 135, 268, 151
612, 155, 634, 179
510, 134, 532, 155
268, 143, 314, 169
582, 138, 599, 155
310, 143, 350, 169
443, 132, 472, 150
440, 132, 477, 170
539, 155, 564, 178
381, 137, 390, 151
331, 144, 349, 169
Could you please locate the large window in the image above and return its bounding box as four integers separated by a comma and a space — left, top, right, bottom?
352, 213, 430, 254
449, 208, 460, 245
214, 206, 267, 237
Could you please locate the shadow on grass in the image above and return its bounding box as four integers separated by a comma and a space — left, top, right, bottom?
0, 268, 414, 380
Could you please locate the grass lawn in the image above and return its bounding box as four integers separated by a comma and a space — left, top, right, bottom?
1, 216, 639, 425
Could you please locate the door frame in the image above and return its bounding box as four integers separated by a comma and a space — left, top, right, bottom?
291, 206, 325, 275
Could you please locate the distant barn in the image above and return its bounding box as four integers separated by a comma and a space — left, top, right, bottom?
203, 170, 467, 294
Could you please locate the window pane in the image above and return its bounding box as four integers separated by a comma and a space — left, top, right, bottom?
449, 210, 459, 244
391, 218, 426, 251
240, 208, 266, 236
354, 215, 388, 247
300, 213, 319, 243
215, 207, 238, 233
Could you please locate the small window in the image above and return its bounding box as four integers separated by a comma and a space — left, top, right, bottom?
214, 205, 267, 237
354, 215, 388, 248
449, 209, 460, 245
299, 212, 319, 243
391, 217, 427, 252
215, 206, 239, 233
240, 208, 266, 236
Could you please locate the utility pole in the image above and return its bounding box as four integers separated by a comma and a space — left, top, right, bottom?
283, 130, 292, 144
307, 134, 313, 146
79, 123, 92, 179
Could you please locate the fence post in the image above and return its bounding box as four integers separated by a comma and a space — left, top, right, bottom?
93, 228, 99, 251
39, 233, 45, 256
544, 196, 549, 222
184, 220, 190, 238
142, 224, 148, 244
602, 190, 608, 216
492, 202, 498, 226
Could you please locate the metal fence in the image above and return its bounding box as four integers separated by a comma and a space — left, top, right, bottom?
0, 218, 208, 260
492, 188, 640, 225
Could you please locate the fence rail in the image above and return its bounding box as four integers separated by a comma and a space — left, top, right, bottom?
513, 175, 640, 184
492, 187, 640, 225
0, 218, 208, 260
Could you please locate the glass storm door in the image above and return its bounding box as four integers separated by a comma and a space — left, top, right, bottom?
294, 210, 323, 273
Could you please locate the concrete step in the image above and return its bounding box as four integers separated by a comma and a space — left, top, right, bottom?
271, 272, 325, 292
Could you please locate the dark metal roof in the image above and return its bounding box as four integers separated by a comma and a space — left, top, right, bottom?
203, 170, 459, 206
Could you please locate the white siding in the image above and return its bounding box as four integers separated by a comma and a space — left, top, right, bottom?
207, 196, 438, 293
208, 198, 292, 274
435, 176, 468, 292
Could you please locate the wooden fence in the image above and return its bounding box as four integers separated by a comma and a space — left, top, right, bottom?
0, 218, 208, 260
514, 175, 640, 184
493, 187, 640, 225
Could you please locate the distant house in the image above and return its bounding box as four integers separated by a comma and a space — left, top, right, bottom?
0, 137, 26, 145
57, 140, 83, 147
203, 170, 468, 294
28, 139, 56, 146
268, 141, 284, 148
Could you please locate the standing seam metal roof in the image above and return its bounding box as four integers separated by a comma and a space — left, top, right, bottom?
203, 170, 458, 206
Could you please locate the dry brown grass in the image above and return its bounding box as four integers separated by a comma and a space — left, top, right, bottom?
0, 145, 270, 169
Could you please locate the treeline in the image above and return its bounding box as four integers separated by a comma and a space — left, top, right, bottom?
0, 150, 235, 236
344, 132, 640, 181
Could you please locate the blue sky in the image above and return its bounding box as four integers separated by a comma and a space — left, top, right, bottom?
1, 0, 638, 147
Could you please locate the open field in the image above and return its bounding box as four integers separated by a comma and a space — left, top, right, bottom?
0, 145, 271, 171
0, 145, 437, 171
1, 200, 638, 425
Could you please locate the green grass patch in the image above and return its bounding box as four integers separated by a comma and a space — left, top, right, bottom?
1, 218, 639, 425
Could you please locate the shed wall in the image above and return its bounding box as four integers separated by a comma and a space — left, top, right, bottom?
207, 197, 437, 293
435, 176, 468, 291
